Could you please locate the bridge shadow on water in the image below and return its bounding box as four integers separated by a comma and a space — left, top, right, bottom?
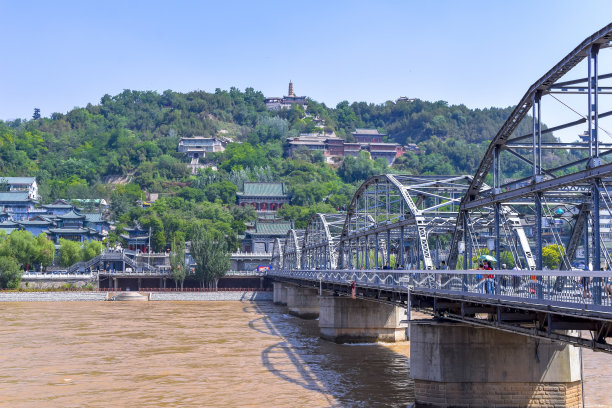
243, 303, 414, 407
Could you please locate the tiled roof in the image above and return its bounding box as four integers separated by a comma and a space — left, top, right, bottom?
0, 192, 32, 202
238, 182, 287, 197
0, 221, 18, 227
250, 220, 293, 236
48, 228, 98, 235
58, 210, 85, 219
353, 129, 383, 135
81, 213, 105, 223
18, 220, 53, 226
1, 177, 36, 185
42, 199, 74, 209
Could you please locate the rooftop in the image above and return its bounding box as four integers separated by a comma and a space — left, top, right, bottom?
1, 177, 36, 185
81, 213, 106, 223
0, 192, 33, 202
58, 210, 85, 220
18, 220, 53, 225
43, 200, 74, 209
238, 182, 288, 197
250, 220, 293, 236
353, 129, 385, 136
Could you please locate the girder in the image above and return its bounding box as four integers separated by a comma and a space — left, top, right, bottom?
281, 229, 304, 270
301, 213, 345, 269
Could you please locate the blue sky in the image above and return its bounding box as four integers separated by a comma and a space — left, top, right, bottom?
1, 1, 611, 123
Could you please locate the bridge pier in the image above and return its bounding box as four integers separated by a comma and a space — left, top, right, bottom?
319, 296, 407, 343
410, 321, 582, 407
285, 285, 319, 319
272, 282, 288, 305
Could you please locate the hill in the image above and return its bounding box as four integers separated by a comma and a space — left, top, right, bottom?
0, 87, 578, 247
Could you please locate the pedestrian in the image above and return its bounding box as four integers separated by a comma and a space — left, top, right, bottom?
484, 261, 494, 294
582, 266, 591, 299
476, 263, 485, 293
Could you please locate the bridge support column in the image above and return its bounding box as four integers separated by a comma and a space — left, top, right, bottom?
319, 296, 407, 343
285, 285, 319, 319
273, 282, 288, 305
410, 321, 582, 407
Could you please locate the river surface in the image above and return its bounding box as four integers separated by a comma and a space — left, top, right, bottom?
0, 301, 609, 407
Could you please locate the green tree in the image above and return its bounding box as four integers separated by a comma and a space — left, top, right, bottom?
35, 233, 55, 268
2, 230, 37, 270
59, 239, 82, 267
191, 227, 230, 289
499, 250, 515, 269
542, 244, 566, 269
0, 256, 21, 289
82, 240, 102, 262
170, 238, 186, 290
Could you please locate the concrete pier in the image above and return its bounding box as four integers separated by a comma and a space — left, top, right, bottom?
410, 321, 583, 407
319, 296, 407, 343
286, 285, 319, 319
272, 282, 288, 305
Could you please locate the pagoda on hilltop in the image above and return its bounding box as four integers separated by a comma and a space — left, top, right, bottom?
265, 81, 308, 110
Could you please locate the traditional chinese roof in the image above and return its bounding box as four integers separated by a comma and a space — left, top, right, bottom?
81, 213, 106, 223
48, 227, 98, 235
0, 220, 19, 228
1, 177, 36, 185
18, 219, 53, 226
238, 182, 288, 197
352, 128, 385, 136
248, 220, 293, 236
0, 192, 33, 202
58, 210, 85, 220
42, 200, 74, 209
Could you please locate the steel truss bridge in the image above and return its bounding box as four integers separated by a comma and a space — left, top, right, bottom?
269, 23, 612, 352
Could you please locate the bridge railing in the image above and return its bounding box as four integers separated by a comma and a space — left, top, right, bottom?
267, 269, 612, 309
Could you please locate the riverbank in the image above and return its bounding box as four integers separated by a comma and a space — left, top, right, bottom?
0, 291, 273, 302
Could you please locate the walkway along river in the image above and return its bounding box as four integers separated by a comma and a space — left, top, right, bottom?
0, 300, 609, 407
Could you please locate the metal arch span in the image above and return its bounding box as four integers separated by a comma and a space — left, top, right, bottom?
301, 213, 345, 270
464, 22, 612, 200
281, 229, 304, 270
453, 22, 612, 273
338, 174, 473, 270
271, 238, 283, 270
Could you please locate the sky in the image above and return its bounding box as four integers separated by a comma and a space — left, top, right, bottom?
1, 0, 612, 130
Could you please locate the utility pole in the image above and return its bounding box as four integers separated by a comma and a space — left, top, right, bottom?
148, 226, 151, 268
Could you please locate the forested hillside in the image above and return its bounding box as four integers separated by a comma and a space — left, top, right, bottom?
0, 87, 578, 249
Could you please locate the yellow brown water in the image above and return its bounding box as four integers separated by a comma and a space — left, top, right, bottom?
0, 301, 608, 407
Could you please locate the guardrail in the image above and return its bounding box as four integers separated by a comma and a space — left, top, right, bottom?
225, 270, 266, 276
268, 269, 612, 309
22, 272, 96, 279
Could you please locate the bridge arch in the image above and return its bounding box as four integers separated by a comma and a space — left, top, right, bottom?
301, 213, 345, 270
271, 238, 283, 270
339, 174, 472, 270
450, 23, 612, 272
281, 229, 304, 270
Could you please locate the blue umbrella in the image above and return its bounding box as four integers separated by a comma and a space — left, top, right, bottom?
478, 254, 497, 262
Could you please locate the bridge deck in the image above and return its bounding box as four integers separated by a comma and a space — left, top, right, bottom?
269, 269, 612, 352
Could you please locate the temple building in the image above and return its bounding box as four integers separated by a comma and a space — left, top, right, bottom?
368, 143, 405, 164
121, 224, 152, 253
0, 177, 39, 199
0, 192, 37, 221
46, 210, 103, 243
42, 199, 77, 216
352, 129, 385, 144
241, 218, 293, 253
265, 81, 308, 111
236, 182, 290, 213
178, 136, 225, 160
